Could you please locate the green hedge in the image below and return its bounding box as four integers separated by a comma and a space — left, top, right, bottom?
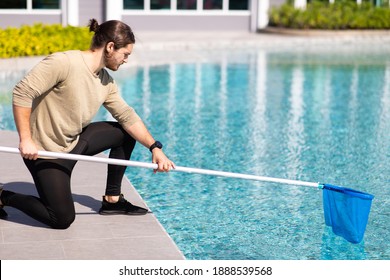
269, 1, 390, 29
0, 23, 92, 58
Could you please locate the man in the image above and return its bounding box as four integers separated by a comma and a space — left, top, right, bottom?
0, 19, 175, 228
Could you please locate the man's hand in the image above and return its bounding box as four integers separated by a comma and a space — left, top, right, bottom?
19, 139, 38, 160
13, 105, 38, 160
152, 148, 175, 173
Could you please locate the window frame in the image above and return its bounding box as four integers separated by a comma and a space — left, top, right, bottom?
0, 0, 61, 13
122, 0, 250, 15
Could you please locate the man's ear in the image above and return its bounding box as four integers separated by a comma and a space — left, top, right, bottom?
105, 42, 115, 54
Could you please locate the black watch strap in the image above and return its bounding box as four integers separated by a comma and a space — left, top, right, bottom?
149, 141, 163, 152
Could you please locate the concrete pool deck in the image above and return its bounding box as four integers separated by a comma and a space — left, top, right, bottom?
1, 29, 390, 260
0, 130, 185, 260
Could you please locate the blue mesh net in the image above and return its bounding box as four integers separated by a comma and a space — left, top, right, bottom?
322, 184, 374, 244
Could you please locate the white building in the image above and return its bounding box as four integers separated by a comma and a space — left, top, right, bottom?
0, 0, 285, 32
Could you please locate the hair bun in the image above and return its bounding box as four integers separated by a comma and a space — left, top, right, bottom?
88, 18, 100, 33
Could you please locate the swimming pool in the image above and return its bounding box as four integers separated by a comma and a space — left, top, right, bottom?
1, 47, 389, 260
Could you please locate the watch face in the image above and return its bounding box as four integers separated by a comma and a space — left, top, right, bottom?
150, 141, 163, 152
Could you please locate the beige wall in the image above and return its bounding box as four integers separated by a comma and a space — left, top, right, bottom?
0, 0, 279, 31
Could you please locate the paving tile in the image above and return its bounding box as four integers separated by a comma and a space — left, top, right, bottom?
2, 226, 52, 243
61, 236, 182, 260
0, 241, 66, 259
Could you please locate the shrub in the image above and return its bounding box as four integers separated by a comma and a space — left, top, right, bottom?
0, 23, 92, 58
269, 1, 390, 30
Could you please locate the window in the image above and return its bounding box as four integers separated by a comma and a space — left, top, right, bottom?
33, 0, 60, 9
124, 0, 144, 9
177, 0, 196, 10
0, 0, 59, 9
0, 0, 27, 9
229, 0, 248, 10
203, 0, 222, 10
151, 0, 170, 9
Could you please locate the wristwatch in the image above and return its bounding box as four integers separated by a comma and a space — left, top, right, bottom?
149, 141, 163, 152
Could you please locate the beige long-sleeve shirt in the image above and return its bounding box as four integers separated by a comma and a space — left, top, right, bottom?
13, 50, 141, 152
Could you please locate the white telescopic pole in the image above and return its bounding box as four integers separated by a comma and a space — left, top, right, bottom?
0, 146, 320, 188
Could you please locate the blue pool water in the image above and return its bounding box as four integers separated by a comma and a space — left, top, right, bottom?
1, 48, 389, 259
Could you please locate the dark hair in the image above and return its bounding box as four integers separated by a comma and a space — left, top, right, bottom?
88, 18, 135, 50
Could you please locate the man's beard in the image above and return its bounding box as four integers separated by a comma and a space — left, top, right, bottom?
104, 53, 120, 71
105, 59, 120, 71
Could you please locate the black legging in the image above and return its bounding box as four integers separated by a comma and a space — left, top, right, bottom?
1, 122, 136, 229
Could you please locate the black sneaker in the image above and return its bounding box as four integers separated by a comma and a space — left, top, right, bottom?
0, 185, 7, 219
0, 208, 7, 219
98, 194, 149, 215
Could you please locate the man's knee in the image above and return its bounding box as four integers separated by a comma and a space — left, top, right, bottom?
51, 212, 76, 229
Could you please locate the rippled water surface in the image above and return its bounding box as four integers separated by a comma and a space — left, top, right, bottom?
1, 48, 389, 259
